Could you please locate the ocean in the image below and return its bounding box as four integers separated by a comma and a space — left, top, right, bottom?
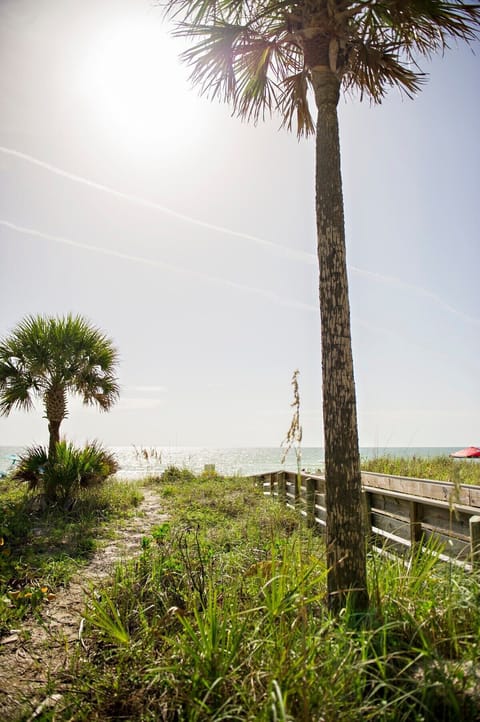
0, 445, 461, 479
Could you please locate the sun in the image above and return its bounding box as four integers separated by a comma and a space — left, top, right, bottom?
77, 12, 202, 155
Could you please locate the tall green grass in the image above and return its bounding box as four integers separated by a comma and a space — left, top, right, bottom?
362, 455, 480, 485
51, 472, 480, 721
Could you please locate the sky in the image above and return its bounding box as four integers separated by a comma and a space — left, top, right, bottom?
0, 0, 479, 450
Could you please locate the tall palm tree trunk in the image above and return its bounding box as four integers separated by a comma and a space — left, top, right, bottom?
312, 67, 368, 614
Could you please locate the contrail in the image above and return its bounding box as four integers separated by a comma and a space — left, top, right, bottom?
0, 146, 315, 265
0, 219, 317, 313
350, 265, 480, 327
1, 146, 477, 326
3, 219, 474, 352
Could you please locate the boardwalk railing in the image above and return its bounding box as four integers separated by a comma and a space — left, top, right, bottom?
253, 470, 480, 569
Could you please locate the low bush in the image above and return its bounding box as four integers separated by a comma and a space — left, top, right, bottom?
160, 465, 197, 484
12, 440, 118, 501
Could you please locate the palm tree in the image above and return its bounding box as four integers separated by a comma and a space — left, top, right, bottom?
0, 314, 120, 459
164, 0, 479, 612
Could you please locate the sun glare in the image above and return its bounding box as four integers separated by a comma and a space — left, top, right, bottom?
78, 14, 201, 155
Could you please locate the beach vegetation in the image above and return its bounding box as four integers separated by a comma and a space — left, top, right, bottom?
160, 464, 197, 484
46, 471, 480, 720
282, 369, 303, 506
163, 0, 480, 615
12, 440, 119, 502
0, 314, 119, 459
133, 445, 163, 463
0, 474, 142, 636
362, 455, 480, 486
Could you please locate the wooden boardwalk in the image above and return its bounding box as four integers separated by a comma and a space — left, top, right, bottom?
253, 470, 480, 569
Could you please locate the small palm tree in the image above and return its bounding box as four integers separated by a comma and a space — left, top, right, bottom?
0, 314, 120, 458
164, 0, 479, 612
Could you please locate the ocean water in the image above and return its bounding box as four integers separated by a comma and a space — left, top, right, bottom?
0, 445, 460, 479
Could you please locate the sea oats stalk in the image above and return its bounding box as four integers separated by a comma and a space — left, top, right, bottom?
282, 369, 303, 506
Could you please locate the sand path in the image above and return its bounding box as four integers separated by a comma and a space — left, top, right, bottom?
0, 487, 168, 721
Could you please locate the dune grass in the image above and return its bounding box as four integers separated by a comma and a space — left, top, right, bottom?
361, 455, 480, 486
46, 469, 480, 722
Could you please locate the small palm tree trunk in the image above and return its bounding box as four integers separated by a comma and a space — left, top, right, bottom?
312, 68, 368, 614
44, 387, 66, 460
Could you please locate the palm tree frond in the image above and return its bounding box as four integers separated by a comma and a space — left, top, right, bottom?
165, 0, 291, 28
344, 41, 426, 100
78, 373, 120, 410
360, 1, 480, 58
0, 384, 35, 415
12, 444, 48, 489
177, 22, 247, 102
166, 0, 221, 25
233, 40, 280, 123
0, 353, 37, 415
277, 68, 315, 137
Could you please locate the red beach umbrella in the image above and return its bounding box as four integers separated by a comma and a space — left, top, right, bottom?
450, 446, 480, 458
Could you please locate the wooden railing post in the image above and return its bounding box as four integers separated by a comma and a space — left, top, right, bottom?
278, 472, 287, 505
294, 472, 301, 506
306, 477, 316, 528
410, 501, 423, 555
470, 516, 480, 571
362, 490, 372, 543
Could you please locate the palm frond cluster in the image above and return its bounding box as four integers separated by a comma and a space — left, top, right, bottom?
165, 0, 480, 133
0, 314, 119, 417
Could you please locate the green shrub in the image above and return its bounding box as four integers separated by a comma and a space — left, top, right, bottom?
10, 444, 48, 489
161, 465, 196, 483
12, 441, 118, 501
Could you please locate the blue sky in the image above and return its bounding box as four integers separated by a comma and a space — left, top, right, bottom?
0, 0, 479, 448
